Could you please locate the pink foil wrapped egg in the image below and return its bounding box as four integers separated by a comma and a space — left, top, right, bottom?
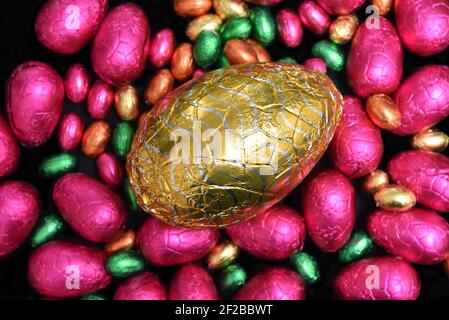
367, 208, 449, 265
276, 8, 303, 48
65, 64, 90, 103
6, 61, 64, 148
0, 181, 40, 257
391, 65, 449, 135
303, 58, 327, 73
234, 267, 305, 300
329, 96, 383, 179
138, 217, 219, 266
35, 0, 108, 55
87, 80, 114, 119
395, 0, 449, 56
226, 204, 306, 260
346, 17, 403, 98
298, 0, 331, 36
169, 264, 219, 300
91, 3, 150, 86
388, 150, 449, 212
0, 115, 20, 178
57, 113, 84, 152
315, 0, 365, 15
149, 28, 176, 68
301, 169, 355, 252
96, 152, 124, 190
114, 272, 167, 300
53, 173, 127, 243
28, 241, 111, 298
334, 257, 420, 300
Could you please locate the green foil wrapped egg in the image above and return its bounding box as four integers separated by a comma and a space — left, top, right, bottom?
249, 6, 276, 46
220, 18, 252, 41
194, 30, 222, 68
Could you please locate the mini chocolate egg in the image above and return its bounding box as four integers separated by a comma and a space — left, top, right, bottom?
65, 64, 90, 103
57, 113, 84, 152
149, 29, 176, 68
169, 264, 219, 300
298, 0, 331, 36
316, 0, 365, 15
0, 115, 20, 178
276, 8, 303, 48
114, 272, 166, 300
87, 80, 114, 119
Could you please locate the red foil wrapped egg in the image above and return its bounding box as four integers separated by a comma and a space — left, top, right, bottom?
226, 204, 306, 260
138, 217, 219, 266
65, 64, 90, 103
334, 257, 420, 300
0, 115, 20, 178
316, 0, 365, 15
57, 113, 84, 152
114, 272, 167, 300
28, 241, 111, 298
87, 80, 114, 119
298, 0, 331, 36
149, 28, 176, 68
302, 169, 355, 252
276, 8, 303, 48
329, 96, 383, 179
53, 173, 127, 242
169, 264, 219, 300
7, 61, 64, 147
91, 3, 150, 86
96, 152, 124, 190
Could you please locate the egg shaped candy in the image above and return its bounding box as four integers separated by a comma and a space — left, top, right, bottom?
127, 62, 343, 228
0, 115, 20, 178
315, 0, 365, 15
169, 264, 219, 300
114, 272, 167, 300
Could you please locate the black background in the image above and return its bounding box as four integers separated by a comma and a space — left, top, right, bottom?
0, 0, 448, 300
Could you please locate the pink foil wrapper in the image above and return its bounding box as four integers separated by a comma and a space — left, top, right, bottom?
334, 256, 420, 300
0, 115, 20, 178
303, 58, 327, 73
65, 64, 90, 103
149, 28, 176, 68
114, 272, 167, 300
276, 8, 303, 48
169, 264, 219, 300
96, 152, 124, 190
57, 113, 84, 152
298, 0, 331, 36
316, 0, 365, 15
87, 80, 114, 119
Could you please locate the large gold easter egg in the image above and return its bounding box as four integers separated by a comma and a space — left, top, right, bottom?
127, 63, 343, 228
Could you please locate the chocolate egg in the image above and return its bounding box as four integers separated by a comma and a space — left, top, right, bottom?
302, 169, 355, 252
226, 204, 305, 260
315, 0, 365, 15
96, 152, 124, 190
138, 217, 219, 266
114, 272, 166, 300
276, 8, 303, 48
53, 173, 127, 242
65, 64, 90, 103
149, 29, 176, 68
346, 17, 403, 98
7, 61, 64, 147
35, 0, 108, 55
57, 113, 84, 152
169, 264, 219, 300
0, 181, 40, 257
127, 63, 343, 228
91, 3, 150, 86
87, 80, 114, 119
334, 257, 420, 300
28, 241, 111, 298
0, 115, 20, 178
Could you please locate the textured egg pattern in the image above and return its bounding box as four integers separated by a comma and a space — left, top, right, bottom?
169, 263, 219, 300
114, 272, 167, 300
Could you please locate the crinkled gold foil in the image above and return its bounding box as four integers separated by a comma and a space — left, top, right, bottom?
127, 63, 343, 228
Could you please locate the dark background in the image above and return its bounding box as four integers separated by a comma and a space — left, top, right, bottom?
0, 0, 448, 300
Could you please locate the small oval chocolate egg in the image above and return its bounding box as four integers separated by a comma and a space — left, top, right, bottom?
234, 267, 305, 300
226, 204, 305, 260
368, 208, 449, 265
57, 113, 84, 152
412, 129, 449, 153
302, 169, 355, 252
127, 63, 343, 228
0, 181, 40, 257
276, 8, 303, 48
0, 115, 20, 178
373, 185, 416, 211
65, 64, 90, 103
144, 69, 175, 106
149, 28, 176, 68
114, 272, 166, 300
28, 241, 111, 298
7, 61, 64, 147
388, 150, 449, 212
87, 80, 114, 119
169, 263, 219, 300
391, 65, 449, 135
91, 3, 150, 86
346, 17, 403, 98
97, 152, 124, 190
329, 96, 383, 179
138, 217, 219, 266
53, 173, 127, 242
316, 0, 365, 15
81, 120, 111, 157
298, 0, 331, 36
171, 43, 195, 81
395, 0, 449, 56
35, 0, 108, 55
174, 0, 212, 17
334, 256, 420, 300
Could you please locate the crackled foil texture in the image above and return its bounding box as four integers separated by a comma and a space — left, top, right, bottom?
127, 63, 343, 228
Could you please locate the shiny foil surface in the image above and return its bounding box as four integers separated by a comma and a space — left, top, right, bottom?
276, 8, 303, 48
57, 113, 84, 152
298, 0, 331, 36
127, 63, 343, 228
114, 272, 167, 300
64, 64, 90, 103
0, 115, 20, 179
169, 263, 219, 300
315, 0, 365, 15
149, 29, 176, 68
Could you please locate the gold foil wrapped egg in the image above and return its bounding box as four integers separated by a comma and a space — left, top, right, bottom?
127, 63, 343, 228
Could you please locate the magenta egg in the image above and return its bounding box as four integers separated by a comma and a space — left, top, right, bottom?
396, 0, 449, 56
301, 169, 355, 252
234, 267, 305, 300
53, 173, 127, 243
138, 217, 219, 266
35, 0, 108, 55
368, 208, 449, 265
169, 264, 219, 300
114, 272, 167, 300
57, 113, 84, 152
149, 28, 176, 68
7, 61, 64, 148
346, 16, 403, 98
334, 256, 420, 300
226, 204, 306, 260
388, 150, 449, 212
0, 115, 20, 178
276, 8, 303, 48
91, 3, 150, 86
298, 0, 331, 36
0, 181, 40, 257
87, 80, 114, 119
328, 96, 383, 179
315, 0, 365, 15
28, 241, 111, 298
96, 152, 124, 190
65, 64, 90, 103
303, 58, 327, 73
391, 65, 449, 135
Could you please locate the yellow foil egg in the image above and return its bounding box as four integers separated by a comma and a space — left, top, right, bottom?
127, 63, 343, 228
362, 169, 390, 194
186, 14, 222, 41
114, 85, 139, 121
207, 241, 239, 269
374, 185, 417, 212
329, 15, 359, 45
412, 128, 449, 153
